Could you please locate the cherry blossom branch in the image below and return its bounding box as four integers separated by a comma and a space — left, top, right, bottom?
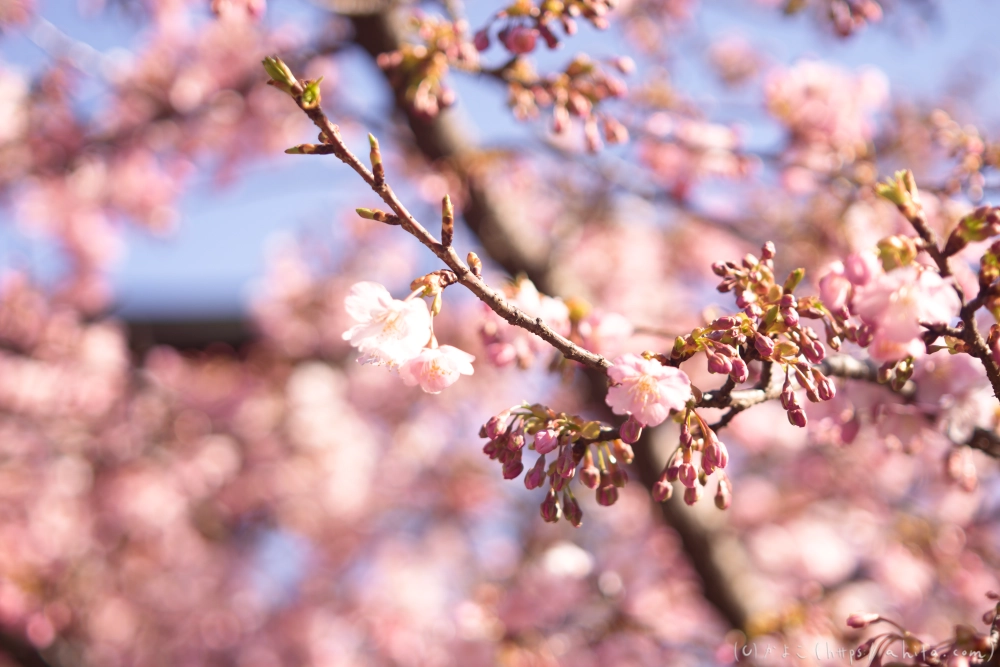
267, 62, 611, 373
970, 427, 1000, 458
878, 171, 1000, 401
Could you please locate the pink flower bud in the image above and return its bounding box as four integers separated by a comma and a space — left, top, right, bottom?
815, 373, 836, 401
761, 241, 776, 260
679, 423, 693, 448
524, 455, 546, 490
613, 439, 634, 465
533, 428, 561, 454
707, 352, 733, 374
787, 408, 808, 428
856, 323, 874, 347
596, 483, 619, 506
550, 471, 569, 492
503, 456, 524, 480
846, 612, 880, 629
540, 489, 561, 523
854, 637, 876, 658
485, 410, 514, 440
754, 333, 775, 358
714, 478, 732, 510
620, 416, 642, 444
678, 462, 697, 488
562, 493, 583, 527
666, 449, 683, 482
508, 432, 525, 450
500, 25, 538, 55
609, 464, 628, 488
803, 339, 826, 363
782, 306, 800, 328
704, 439, 729, 471
603, 116, 629, 144
552, 105, 570, 134
538, 23, 559, 49
483, 440, 501, 460
713, 315, 740, 330
603, 55, 630, 74
584, 117, 603, 152
683, 484, 703, 506
730, 358, 749, 383
596, 472, 619, 506
653, 477, 673, 502
780, 378, 795, 409
473, 28, 490, 52
556, 447, 577, 479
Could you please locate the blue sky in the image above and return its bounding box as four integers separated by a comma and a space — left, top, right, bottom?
2, 0, 1000, 317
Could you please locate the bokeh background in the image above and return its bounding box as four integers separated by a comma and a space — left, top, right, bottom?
2, 0, 1000, 665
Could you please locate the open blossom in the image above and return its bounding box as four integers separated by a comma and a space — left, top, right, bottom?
605, 353, 692, 427
853, 266, 960, 363
398, 345, 475, 394
342, 282, 432, 366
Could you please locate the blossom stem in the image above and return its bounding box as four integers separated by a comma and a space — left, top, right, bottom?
282, 76, 612, 373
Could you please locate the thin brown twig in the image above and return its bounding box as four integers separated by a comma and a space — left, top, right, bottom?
283, 80, 612, 373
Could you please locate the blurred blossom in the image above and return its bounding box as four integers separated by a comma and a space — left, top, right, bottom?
479, 278, 569, 368
854, 266, 960, 363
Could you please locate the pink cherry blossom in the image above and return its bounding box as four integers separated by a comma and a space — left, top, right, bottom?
578, 311, 634, 357
605, 353, 692, 427
342, 282, 432, 367
844, 250, 881, 287
398, 345, 475, 394
853, 266, 960, 363
818, 261, 852, 314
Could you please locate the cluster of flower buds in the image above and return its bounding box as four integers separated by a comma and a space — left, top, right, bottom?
653, 410, 732, 509
376, 16, 479, 118
695, 242, 838, 426
827, 0, 883, 37
473, 0, 620, 56
480, 403, 634, 527
505, 54, 630, 151
845, 593, 999, 667
782, 0, 882, 38
929, 109, 1000, 200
